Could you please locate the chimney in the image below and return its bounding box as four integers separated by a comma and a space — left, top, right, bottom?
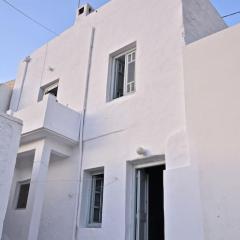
76, 3, 94, 20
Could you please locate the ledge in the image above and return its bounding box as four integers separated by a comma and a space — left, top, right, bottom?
14, 95, 81, 146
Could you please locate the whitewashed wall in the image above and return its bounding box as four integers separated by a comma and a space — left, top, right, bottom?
4, 0, 227, 239
0, 84, 13, 113
184, 24, 240, 240
0, 113, 22, 239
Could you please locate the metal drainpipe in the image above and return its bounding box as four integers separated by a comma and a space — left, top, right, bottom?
15, 56, 31, 111
73, 27, 95, 240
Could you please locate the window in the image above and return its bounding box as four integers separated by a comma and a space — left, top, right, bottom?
78, 6, 84, 15
89, 173, 104, 226
15, 180, 30, 209
110, 49, 136, 100
38, 80, 59, 101
44, 83, 58, 97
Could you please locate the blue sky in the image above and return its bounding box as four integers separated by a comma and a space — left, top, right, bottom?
0, 0, 240, 83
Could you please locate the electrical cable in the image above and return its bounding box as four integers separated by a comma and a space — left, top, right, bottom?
222, 11, 240, 18
1, 0, 59, 36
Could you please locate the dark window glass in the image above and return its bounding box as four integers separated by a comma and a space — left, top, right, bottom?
16, 182, 30, 209
113, 56, 125, 99
45, 86, 58, 97
89, 174, 104, 225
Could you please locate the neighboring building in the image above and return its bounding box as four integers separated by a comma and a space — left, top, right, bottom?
0, 80, 15, 113
3, 0, 239, 239
0, 81, 22, 239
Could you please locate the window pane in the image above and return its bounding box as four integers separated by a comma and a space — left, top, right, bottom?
45, 86, 58, 97
95, 178, 103, 190
113, 57, 125, 99
16, 182, 30, 209
128, 54, 131, 63
94, 193, 101, 207
127, 84, 131, 93
127, 61, 135, 84
89, 173, 104, 225
132, 52, 136, 61
132, 82, 135, 92
93, 208, 101, 223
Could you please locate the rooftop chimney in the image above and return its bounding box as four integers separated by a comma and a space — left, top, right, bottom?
76, 3, 94, 21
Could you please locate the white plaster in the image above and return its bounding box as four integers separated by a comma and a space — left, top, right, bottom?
0, 84, 13, 113
165, 129, 191, 169
1, 0, 229, 239
27, 140, 51, 240
164, 166, 204, 240
2, 138, 74, 240
3, 151, 34, 240
184, 23, 240, 240
38, 153, 76, 240
164, 129, 204, 240
13, 94, 81, 145
0, 113, 22, 239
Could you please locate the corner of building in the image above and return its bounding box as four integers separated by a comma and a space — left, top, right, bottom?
0, 113, 22, 239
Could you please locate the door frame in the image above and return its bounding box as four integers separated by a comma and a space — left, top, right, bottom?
135, 168, 149, 240
125, 155, 165, 240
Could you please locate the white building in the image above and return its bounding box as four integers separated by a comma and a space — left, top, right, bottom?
0, 113, 22, 239
2, 0, 240, 239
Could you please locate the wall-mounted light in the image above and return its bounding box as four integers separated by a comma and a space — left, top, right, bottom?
136, 147, 147, 156
48, 66, 54, 72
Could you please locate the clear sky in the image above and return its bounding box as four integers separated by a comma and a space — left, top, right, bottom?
0, 0, 240, 83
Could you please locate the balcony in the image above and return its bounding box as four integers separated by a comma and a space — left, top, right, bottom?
14, 95, 81, 146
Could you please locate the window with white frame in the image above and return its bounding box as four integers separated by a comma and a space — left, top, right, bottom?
88, 173, 104, 226
109, 49, 136, 100
15, 180, 30, 209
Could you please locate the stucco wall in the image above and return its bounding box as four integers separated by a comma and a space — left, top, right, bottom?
184, 24, 240, 239
38, 156, 77, 240
0, 84, 13, 113
4, 0, 229, 239
3, 154, 33, 240
8, 0, 186, 237
0, 113, 22, 239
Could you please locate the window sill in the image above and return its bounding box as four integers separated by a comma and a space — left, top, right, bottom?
13, 208, 28, 212
85, 224, 102, 229
106, 91, 136, 104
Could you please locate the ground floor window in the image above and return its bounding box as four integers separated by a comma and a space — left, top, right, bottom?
15, 179, 30, 209
88, 172, 104, 227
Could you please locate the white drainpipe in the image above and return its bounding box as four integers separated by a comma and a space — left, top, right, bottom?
72, 26, 95, 240
15, 56, 31, 111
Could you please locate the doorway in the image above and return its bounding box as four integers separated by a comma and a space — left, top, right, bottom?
135, 165, 165, 240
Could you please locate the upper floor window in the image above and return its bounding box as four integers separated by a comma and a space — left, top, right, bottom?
38, 80, 59, 101
108, 46, 136, 101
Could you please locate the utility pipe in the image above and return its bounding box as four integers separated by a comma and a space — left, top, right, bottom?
15, 56, 31, 111
72, 27, 95, 240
